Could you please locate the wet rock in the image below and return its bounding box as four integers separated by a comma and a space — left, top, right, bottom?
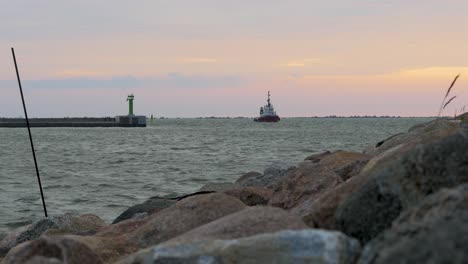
128, 193, 246, 248
198, 182, 240, 192
359, 184, 468, 264
224, 186, 273, 206
112, 197, 176, 224
135, 229, 360, 264
235, 161, 296, 189
364, 119, 459, 156
165, 206, 308, 246
336, 131, 468, 243
2, 235, 102, 264
269, 161, 343, 209
0, 214, 105, 256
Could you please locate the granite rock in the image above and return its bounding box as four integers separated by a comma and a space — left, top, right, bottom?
359, 183, 468, 264
2, 235, 102, 264
269, 161, 343, 209
139, 229, 360, 264
336, 131, 468, 243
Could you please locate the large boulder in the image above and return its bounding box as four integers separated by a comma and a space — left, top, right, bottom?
0, 214, 105, 257
67, 193, 245, 263
198, 182, 240, 192
128, 193, 246, 248
112, 196, 177, 224
292, 142, 411, 230
292, 144, 407, 229
224, 186, 273, 206
269, 161, 343, 209
336, 131, 468, 243
234, 171, 262, 184
359, 183, 468, 264
2, 235, 103, 264
291, 169, 375, 229
235, 161, 296, 189
165, 206, 308, 246
130, 230, 360, 264
364, 119, 459, 156
69, 234, 139, 264
306, 150, 370, 181
96, 218, 150, 238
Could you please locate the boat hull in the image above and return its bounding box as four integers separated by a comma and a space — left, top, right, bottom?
254, 115, 280, 122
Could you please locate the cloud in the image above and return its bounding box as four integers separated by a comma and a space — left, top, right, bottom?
293, 66, 468, 81
282, 61, 305, 67
178, 57, 218, 63
0, 73, 245, 90
281, 58, 337, 68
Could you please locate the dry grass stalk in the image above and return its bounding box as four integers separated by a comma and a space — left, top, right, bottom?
443, 95, 457, 109
437, 74, 460, 118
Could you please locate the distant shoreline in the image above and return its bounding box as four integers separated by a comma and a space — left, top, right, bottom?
0, 116, 438, 120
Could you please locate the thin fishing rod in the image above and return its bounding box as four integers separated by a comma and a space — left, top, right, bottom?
11, 47, 48, 217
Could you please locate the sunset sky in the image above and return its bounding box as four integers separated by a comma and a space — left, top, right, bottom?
1, 0, 467, 117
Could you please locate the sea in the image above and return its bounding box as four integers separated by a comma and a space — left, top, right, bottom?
0, 117, 431, 235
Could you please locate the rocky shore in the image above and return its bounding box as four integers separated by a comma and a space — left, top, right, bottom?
1, 118, 467, 263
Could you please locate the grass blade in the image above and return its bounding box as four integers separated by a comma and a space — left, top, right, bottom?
443, 95, 457, 109
445, 74, 460, 97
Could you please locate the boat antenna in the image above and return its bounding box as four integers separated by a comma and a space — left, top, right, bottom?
11, 47, 48, 217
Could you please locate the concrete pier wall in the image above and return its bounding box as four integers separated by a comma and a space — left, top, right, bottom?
0, 117, 146, 127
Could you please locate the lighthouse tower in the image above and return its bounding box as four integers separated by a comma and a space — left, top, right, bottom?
127, 94, 135, 116
115, 94, 147, 127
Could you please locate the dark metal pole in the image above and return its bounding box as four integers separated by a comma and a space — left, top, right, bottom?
11, 47, 48, 217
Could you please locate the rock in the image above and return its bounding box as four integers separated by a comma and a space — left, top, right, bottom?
364, 119, 459, 156
112, 197, 177, 224
269, 161, 343, 209
128, 193, 246, 248
0, 214, 106, 257
359, 183, 468, 264
263, 161, 295, 179
224, 186, 273, 206
336, 131, 468, 243
310, 150, 370, 181
234, 171, 262, 184
235, 161, 296, 188
292, 145, 405, 230
304, 150, 332, 162
291, 169, 375, 229
165, 206, 308, 246
2, 235, 103, 264
69, 234, 138, 263
198, 182, 240, 192
134, 229, 360, 264
96, 218, 150, 237
171, 191, 215, 201
457, 111, 468, 122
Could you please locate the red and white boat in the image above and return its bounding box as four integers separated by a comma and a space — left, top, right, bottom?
254, 91, 280, 122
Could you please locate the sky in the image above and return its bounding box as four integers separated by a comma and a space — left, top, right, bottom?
1, 0, 468, 117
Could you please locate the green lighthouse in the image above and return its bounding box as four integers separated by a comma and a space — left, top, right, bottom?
126, 94, 134, 116
116, 94, 146, 127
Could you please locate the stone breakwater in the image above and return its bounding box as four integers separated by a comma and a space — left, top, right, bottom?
1, 118, 467, 263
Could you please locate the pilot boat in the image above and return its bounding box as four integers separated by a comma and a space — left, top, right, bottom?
254, 91, 280, 122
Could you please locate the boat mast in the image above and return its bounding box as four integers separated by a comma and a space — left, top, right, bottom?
267, 91, 271, 107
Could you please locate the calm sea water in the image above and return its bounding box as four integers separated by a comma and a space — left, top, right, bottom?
0, 117, 431, 234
